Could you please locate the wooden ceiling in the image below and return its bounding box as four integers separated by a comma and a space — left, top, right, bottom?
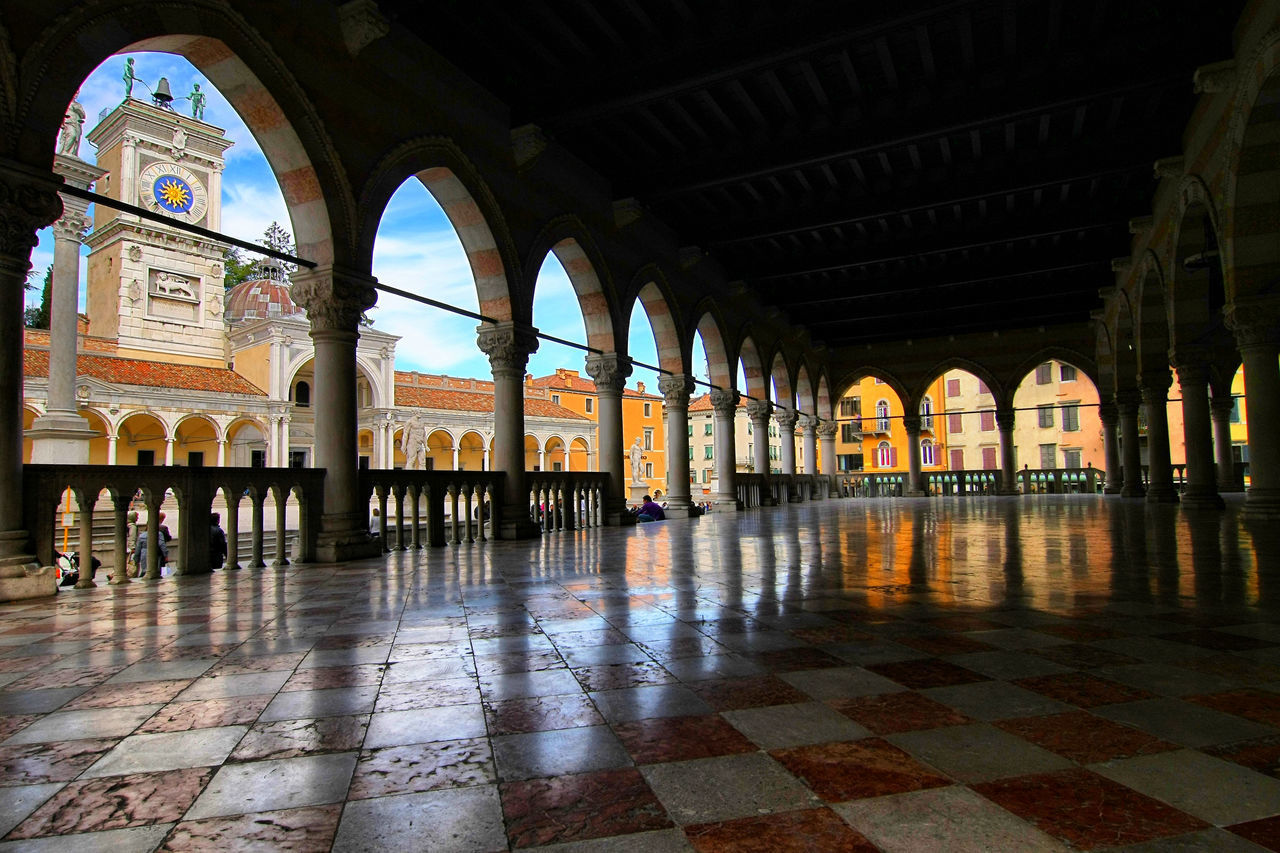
389, 0, 1243, 346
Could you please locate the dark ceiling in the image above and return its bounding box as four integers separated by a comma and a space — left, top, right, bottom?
387, 0, 1243, 347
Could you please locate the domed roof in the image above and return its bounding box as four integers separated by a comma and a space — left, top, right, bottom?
225, 277, 304, 322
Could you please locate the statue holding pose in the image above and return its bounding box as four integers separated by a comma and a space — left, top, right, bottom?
57, 95, 85, 157
188, 83, 207, 120
400, 415, 427, 470
629, 436, 645, 484
123, 57, 139, 99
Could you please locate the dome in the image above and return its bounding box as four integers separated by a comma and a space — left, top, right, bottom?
225, 277, 304, 322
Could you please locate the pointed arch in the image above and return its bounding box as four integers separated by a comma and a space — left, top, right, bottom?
1169, 175, 1227, 350
526, 216, 618, 353
737, 333, 768, 401
834, 367, 910, 411
914, 357, 1003, 411
795, 364, 815, 415
1010, 347, 1101, 396
1134, 252, 1171, 381
770, 350, 795, 411
630, 269, 684, 373
691, 302, 734, 390
815, 373, 833, 421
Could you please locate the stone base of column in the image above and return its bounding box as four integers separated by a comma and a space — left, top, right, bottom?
905, 488, 927, 498
1103, 483, 1123, 495
712, 494, 742, 512
1180, 487, 1225, 511
1145, 486, 1180, 504
0, 532, 56, 601
663, 498, 696, 519
1243, 488, 1280, 520
27, 412, 95, 464
314, 513, 382, 563
603, 497, 637, 526
497, 508, 543, 540
1120, 485, 1146, 498
997, 486, 1020, 496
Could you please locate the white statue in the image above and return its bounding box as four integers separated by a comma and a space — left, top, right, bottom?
629, 436, 645, 484
400, 415, 427, 470
57, 96, 85, 157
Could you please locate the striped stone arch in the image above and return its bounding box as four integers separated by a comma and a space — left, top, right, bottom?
357, 137, 520, 322
690, 301, 734, 390
629, 268, 684, 373
769, 350, 796, 412
526, 217, 617, 353
1133, 251, 1172, 381
12, 6, 352, 264
1114, 289, 1140, 391
834, 367, 910, 411
915, 357, 1003, 411
1094, 319, 1118, 399
1224, 25, 1280, 301
815, 373, 833, 421
1010, 347, 1101, 400
795, 364, 815, 415
1169, 175, 1226, 348
736, 333, 769, 401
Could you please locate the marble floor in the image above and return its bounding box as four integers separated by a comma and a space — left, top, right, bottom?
1, 495, 1279, 852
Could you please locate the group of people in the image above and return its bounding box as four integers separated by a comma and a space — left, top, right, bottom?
123, 510, 228, 575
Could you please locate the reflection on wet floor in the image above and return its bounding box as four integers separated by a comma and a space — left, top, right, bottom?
0, 496, 1278, 851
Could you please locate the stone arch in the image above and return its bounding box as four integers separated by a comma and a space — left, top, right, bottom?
795, 364, 815, 415
358, 137, 521, 321
815, 373, 833, 422
117, 411, 170, 465
1114, 290, 1140, 392
544, 435, 568, 471
1134, 253, 1172, 381
914, 357, 1003, 411
1094, 320, 1118, 399
426, 428, 455, 470
13, 8, 351, 263
833, 367, 910, 411
736, 333, 769, 401
569, 436, 590, 472
630, 270, 684, 373
173, 414, 219, 466
526, 217, 618, 352
1169, 175, 1228, 350
1009, 347, 1101, 401
524, 433, 541, 470
769, 350, 795, 411
690, 303, 734, 390
1224, 26, 1280, 301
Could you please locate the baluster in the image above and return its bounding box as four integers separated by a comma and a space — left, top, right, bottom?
73, 488, 97, 588
565, 484, 576, 531
272, 485, 289, 567
450, 485, 461, 545
478, 485, 488, 542
225, 489, 241, 571
411, 485, 422, 549
394, 486, 406, 550
249, 488, 266, 569
378, 488, 389, 551
464, 485, 475, 542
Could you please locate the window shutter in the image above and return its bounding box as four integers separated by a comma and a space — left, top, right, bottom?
890, 447, 898, 468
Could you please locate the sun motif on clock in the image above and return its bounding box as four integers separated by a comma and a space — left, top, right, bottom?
139, 161, 208, 223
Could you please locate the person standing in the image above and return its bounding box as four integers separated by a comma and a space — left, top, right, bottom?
209, 512, 227, 569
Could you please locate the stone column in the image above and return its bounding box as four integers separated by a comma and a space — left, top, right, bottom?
817, 420, 839, 496
1140, 369, 1179, 504
163, 437, 174, 466
216, 439, 226, 467
106, 433, 118, 465
774, 409, 798, 477
747, 400, 772, 480
1210, 394, 1240, 492
1226, 297, 1280, 517
291, 266, 381, 560
1172, 354, 1223, 509
710, 388, 740, 510
476, 321, 542, 538
996, 408, 1018, 495
1116, 390, 1146, 498
0, 160, 63, 598
452, 445, 459, 470
537, 447, 545, 472
800, 415, 818, 475
1099, 402, 1123, 494
659, 374, 696, 517
903, 414, 925, 496
279, 414, 291, 467
585, 352, 632, 524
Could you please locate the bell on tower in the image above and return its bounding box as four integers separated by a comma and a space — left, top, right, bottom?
152, 77, 174, 110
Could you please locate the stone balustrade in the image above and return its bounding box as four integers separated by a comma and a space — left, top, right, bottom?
361, 469, 504, 548
526, 471, 610, 533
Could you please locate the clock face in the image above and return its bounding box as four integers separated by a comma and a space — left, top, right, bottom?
139, 162, 208, 223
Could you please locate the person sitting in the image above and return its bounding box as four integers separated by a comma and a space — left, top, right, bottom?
637, 494, 665, 522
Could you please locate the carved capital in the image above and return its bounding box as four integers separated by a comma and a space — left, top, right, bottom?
1098, 402, 1119, 426
584, 352, 631, 394
1171, 351, 1212, 388
338, 0, 390, 57
799, 415, 821, 433
994, 409, 1016, 432
1140, 368, 1173, 401
52, 211, 89, 243
774, 410, 799, 433
0, 160, 63, 260
1225, 296, 1280, 351
745, 399, 772, 421
476, 321, 539, 373
290, 266, 377, 333
1210, 395, 1236, 419
709, 388, 740, 416
815, 420, 838, 439
1115, 388, 1142, 415
901, 414, 922, 435
658, 374, 695, 408
1193, 59, 1236, 94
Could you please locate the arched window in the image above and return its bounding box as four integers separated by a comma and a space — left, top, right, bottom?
875, 400, 891, 433
293, 381, 311, 408
921, 439, 936, 467
920, 396, 933, 430
876, 441, 895, 468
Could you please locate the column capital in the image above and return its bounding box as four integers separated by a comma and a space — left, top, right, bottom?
774, 409, 799, 432
0, 159, 63, 260
994, 409, 1016, 432
745, 399, 772, 421
709, 388, 740, 416
51, 211, 89, 243
658, 373, 695, 407
1114, 387, 1142, 411
1139, 368, 1172, 397
584, 352, 631, 394
1098, 401, 1119, 425
476, 321, 539, 373
1225, 295, 1280, 350
815, 420, 838, 439
291, 265, 377, 333
799, 414, 820, 432
1210, 395, 1236, 418
901, 414, 922, 435
1173, 359, 1212, 388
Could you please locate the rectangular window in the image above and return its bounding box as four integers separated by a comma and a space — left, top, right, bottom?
704, 445, 713, 459
553, 461, 563, 471
250, 450, 266, 468
1039, 443, 1057, 468
645, 462, 653, 478
688, 447, 694, 460
874, 377, 884, 384
187, 452, 204, 467
1035, 363, 1052, 385
687, 423, 693, 436
1231, 398, 1241, 423
769, 424, 777, 437
946, 378, 961, 397
1038, 405, 1054, 428
136, 449, 155, 466
643, 428, 653, 450
982, 447, 998, 469
585, 398, 593, 413
702, 468, 711, 483
704, 422, 713, 435
948, 412, 963, 433
921, 443, 936, 466
841, 423, 859, 442
643, 402, 652, 417
1060, 364, 1077, 382
980, 410, 995, 431
1062, 404, 1080, 432
770, 446, 779, 460
839, 397, 860, 416
747, 442, 752, 459
950, 448, 964, 470
551, 394, 560, 404
747, 422, 753, 434
978, 379, 990, 395
1063, 449, 1082, 468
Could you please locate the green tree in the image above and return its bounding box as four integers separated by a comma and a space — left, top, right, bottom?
24, 265, 52, 329
222, 246, 257, 289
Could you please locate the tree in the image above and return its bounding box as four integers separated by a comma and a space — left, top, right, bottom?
222, 246, 257, 290
24, 265, 52, 329
221, 222, 297, 289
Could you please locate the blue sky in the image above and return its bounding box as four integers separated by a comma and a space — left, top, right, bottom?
33, 52, 749, 396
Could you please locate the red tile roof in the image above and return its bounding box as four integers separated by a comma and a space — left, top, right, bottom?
394, 385, 590, 420
24, 329, 118, 353
24, 350, 267, 396
530, 371, 662, 399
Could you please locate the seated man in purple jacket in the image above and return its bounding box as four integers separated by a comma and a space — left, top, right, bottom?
637, 495, 666, 522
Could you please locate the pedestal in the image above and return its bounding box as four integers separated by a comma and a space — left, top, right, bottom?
27, 412, 95, 463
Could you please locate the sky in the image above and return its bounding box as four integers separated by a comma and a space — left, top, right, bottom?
34, 52, 753, 398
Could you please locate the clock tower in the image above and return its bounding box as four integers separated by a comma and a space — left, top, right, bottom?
85, 97, 234, 366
